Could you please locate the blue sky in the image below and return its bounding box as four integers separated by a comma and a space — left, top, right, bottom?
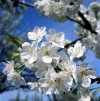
1, 0, 100, 101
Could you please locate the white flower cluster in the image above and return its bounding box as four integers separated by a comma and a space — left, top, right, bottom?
2, 61, 26, 87
74, 2, 100, 58
2, 26, 96, 101
34, 0, 82, 22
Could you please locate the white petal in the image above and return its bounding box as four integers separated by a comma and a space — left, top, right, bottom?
28, 55, 37, 64
42, 56, 52, 63
3, 67, 14, 75
28, 32, 36, 40
75, 41, 81, 48
82, 76, 91, 87
20, 52, 31, 59
49, 29, 56, 36
20, 77, 26, 85
45, 34, 51, 41
35, 69, 45, 78
80, 63, 89, 69
57, 32, 64, 41
70, 55, 75, 61
22, 42, 31, 47
7, 73, 20, 87
87, 70, 96, 79
31, 41, 38, 49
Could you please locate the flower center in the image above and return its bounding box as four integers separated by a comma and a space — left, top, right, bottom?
65, 70, 72, 76
27, 49, 33, 55
81, 70, 87, 77
42, 66, 48, 72
55, 78, 63, 84
53, 38, 58, 43
44, 50, 50, 56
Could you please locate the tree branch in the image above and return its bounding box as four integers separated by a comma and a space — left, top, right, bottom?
78, 11, 97, 34
11, 0, 34, 8
66, 11, 97, 34
58, 34, 87, 51
91, 77, 100, 84
66, 16, 86, 29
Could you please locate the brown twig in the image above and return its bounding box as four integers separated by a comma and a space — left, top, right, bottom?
91, 77, 100, 84
66, 16, 86, 29
58, 34, 87, 51
66, 11, 97, 34
11, 0, 34, 8
78, 11, 97, 34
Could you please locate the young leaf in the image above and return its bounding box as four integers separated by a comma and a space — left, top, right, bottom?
8, 34, 23, 47
11, 50, 20, 60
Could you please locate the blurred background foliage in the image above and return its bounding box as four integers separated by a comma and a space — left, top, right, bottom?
0, 0, 32, 97
0, 0, 27, 62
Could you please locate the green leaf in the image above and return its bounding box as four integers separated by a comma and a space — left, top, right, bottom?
8, 34, 23, 47
11, 50, 20, 53
11, 50, 20, 60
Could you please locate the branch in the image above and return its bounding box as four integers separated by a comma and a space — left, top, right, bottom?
11, 0, 34, 8
58, 34, 87, 51
66, 11, 97, 34
91, 77, 100, 84
78, 11, 97, 34
66, 16, 86, 28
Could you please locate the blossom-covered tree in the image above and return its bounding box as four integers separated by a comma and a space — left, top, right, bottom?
1, 0, 100, 101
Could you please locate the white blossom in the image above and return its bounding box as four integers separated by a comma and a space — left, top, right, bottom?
45, 28, 65, 48
39, 78, 55, 95
7, 72, 26, 87
20, 41, 38, 64
75, 63, 96, 87
58, 52, 76, 86
28, 82, 43, 93
67, 41, 86, 61
38, 69, 56, 94
2, 60, 14, 75
48, 70, 70, 94
77, 87, 91, 101
28, 26, 46, 42
39, 69, 70, 94
35, 59, 53, 78
2, 26, 98, 100
34, 0, 82, 22
37, 42, 60, 63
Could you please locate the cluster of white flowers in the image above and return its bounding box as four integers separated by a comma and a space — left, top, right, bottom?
34, 0, 82, 22
74, 2, 100, 58
2, 61, 26, 87
2, 26, 97, 101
